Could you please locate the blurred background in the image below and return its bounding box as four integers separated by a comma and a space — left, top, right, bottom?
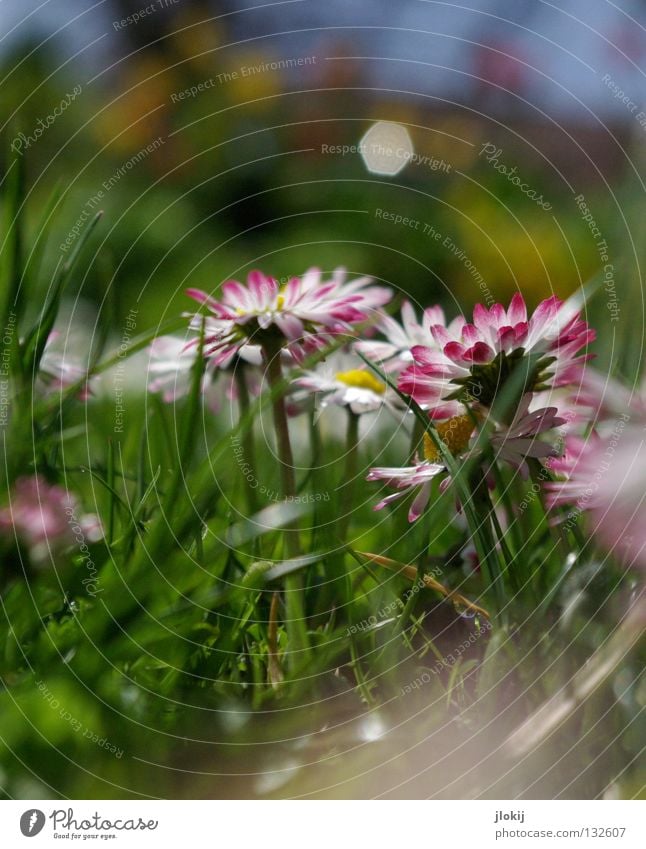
1, 0, 645, 357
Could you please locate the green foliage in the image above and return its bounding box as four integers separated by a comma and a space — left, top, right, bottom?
0, 138, 643, 802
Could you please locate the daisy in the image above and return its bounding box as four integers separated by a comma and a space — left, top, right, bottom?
147, 334, 261, 410
398, 292, 594, 420
488, 394, 566, 477
293, 351, 401, 415
570, 366, 646, 423
0, 476, 103, 564
355, 301, 453, 374
545, 424, 646, 571
588, 430, 646, 571
543, 435, 600, 510
368, 459, 446, 522
148, 335, 211, 403
38, 332, 91, 399
367, 415, 474, 521
185, 267, 392, 364
368, 397, 564, 521
544, 364, 644, 515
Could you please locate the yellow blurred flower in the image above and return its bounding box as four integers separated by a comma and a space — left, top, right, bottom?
93, 57, 178, 154
446, 186, 597, 305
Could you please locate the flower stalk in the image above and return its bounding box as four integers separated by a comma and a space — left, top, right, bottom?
262, 338, 310, 670
339, 409, 360, 539
233, 365, 260, 516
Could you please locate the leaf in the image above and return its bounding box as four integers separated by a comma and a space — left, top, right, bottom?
23, 210, 103, 374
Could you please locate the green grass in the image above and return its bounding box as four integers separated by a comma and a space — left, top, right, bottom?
0, 159, 644, 800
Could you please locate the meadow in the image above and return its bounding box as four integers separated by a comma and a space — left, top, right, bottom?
0, 145, 644, 798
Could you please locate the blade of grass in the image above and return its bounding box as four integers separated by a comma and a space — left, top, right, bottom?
23, 210, 104, 374
0, 149, 25, 335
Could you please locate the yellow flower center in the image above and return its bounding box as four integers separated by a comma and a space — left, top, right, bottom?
276, 294, 285, 310
335, 369, 386, 394
423, 415, 474, 463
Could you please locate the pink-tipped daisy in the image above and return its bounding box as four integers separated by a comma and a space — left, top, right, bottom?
185, 267, 392, 364
38, 332, 91, 399
0, 476, 103, 564
368, 460, 446, 522
543, 435, 599, 511
488, 394, 566, 477
545, 424, 646, 571
147, 335, 262, 410
368, 397, 564, 521
293, 351, 402, 416
355, 301, 454, 374
398, 292, 595, 420
367, 415, 474, 521
570, 366, 646, 423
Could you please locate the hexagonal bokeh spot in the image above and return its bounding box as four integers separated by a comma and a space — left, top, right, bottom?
359, 121, 414, 175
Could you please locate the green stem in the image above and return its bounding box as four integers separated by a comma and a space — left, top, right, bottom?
264, 346, 297, 534
408, 415, 424, 464
470, 471, 506, 614
528, 459, 573, 559
339, 409, 360, 539
107, 437, 116, 545
262, 340, 310, 669
349, 631, 375, 705
486, 484, 520, 597
489, 459, 524, 557
234, 366, 260, 516
396, 560, 424, 639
